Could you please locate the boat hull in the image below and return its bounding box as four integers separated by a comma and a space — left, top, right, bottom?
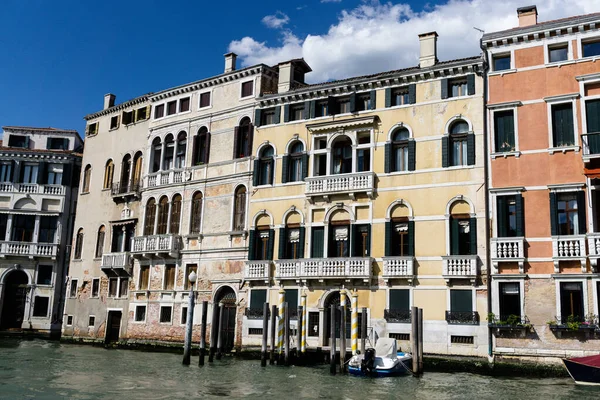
563, 359, 600, 385
348, 364, 411, 377
348, 353, 412, 377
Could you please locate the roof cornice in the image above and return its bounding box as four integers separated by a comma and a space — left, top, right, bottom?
84, 95, 151, 121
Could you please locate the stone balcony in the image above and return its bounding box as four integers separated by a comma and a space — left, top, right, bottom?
145, 169, 189, 188
588, 233, 600, 272
0, 182, 65, 196
274, 257, 372, 283
0, 241, 58, 259
244, 261, 272, 283
552, 235, 587, 273
111, 181, 141, 201
382, 256, 415, 284
442, 255, 478, 284
101, 252, 133, 277
491, 237, 525, 274
305, 171, 375, 201
131, 234, 181, 258
581, 132, 600, 163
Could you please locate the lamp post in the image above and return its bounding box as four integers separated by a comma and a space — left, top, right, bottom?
182, 271, 197, 365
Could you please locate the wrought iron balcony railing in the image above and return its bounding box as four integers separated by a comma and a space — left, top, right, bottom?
445, 311, 479, 325
384, 309, 411, 323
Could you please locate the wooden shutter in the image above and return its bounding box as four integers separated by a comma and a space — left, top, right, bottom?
349, 92, 357, 113
273, 106, 281, 125
232, 127, 239, 159
467, 74, 475, 95
350, 224, 357, 257
384, 221, 392, 257
553, 104, 574, 146
385, 88, 392, 108
440, 78, 449, 99
586, 100, 600, 133
281, 155, 289, 184
62, 163, 72, 186
191, 135, 198, 166
248, 230, 256, 261
450, 290, 472, 312
298, 227, 305, 259
10, 160, 17, 183
497, 196, 507, 237
408, 220, 415, 256
365, 224, 371, 257
267, 229, 275, 260
301, 154, 309, 180
204, 132, 211, 164
252, 159, 260, 187
37, 162, 47, 184
469, 217, 477, 255
441, 136, 449, 168
515, 193, 524, 237
303, 101, 311, 120
309, 100, 316, 119
327, 96, 337, 116
467, 133, 476, 165
254, 109, 262, 127
247, 124, 254, 158
408, 84, 416, 104
283, 105, 290, 123
311, 227, 324, 258
278, 227, 287, 259
384, 142, 391, 173
577, 190, 587, 234
549, 192, 558, 236
408, 140, 416, 171
369, 89, 377, 110
450, 218, 459, 255
269, 158, 274, 185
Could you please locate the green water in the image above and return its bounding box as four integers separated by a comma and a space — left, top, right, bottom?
0, 339, 596, 399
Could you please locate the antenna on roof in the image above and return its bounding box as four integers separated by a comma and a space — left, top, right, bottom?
473, 27, 484, 33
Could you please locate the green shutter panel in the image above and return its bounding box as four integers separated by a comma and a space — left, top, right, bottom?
469, 217, 477, 255
577, 190, 587, 234
298, 227, 306, 258
46, 137, 52, 149
385, 221, 392, 257
506, 111, 515, 151
408, 140, 416, 171
369, 89, 377, 110
232, 126, 239, 158
278, 227, 287, 259
408, 84, 416, 104
303, 101, 311, 120
350, 224, 357, 257
515, 194, 524, 237
467, 133, 476, 166
248, 230, 256, 261
281, 155, 289, 184
497, 196, 507, 237
273, 106, 281, 125
252, 159, 260, 187
442, 136, 449, 168
450, 218, 459, 255
549, 192, 558, 236
365, 225, 371, 257
309, 100, 316, 119
467, 74, 475, 95
37, 162, 47, 184
349, 92, 357, 113
204, 132, 211, 164
586, 100, 600, 133
247, 124, 254, 159
283, 105, 290, 123
301, 154, 309, 180
311, 227, 324, 258
408, 220, 415, 256
267, 229, 275, 260
385, 88, 392, 108
254, 109, 262, 127
494, 112, 504, 152
327, 96, 337, 116
384, 142, 391, 173
191, 135, 198, 165
62, 163, 72, 186
10, 160, 17, 183
441, 78, 449, 99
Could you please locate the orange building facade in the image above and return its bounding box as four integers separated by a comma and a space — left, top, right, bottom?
483, 7, 600, 359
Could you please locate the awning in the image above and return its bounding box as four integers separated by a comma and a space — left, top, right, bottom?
109, 218, 138, 226
0, 210, 59, 216
584, 166, 600, 179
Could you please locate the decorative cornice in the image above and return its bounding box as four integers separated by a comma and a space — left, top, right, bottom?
487, 101, 523, 110
306, 116, 377, 133
85, 95, 151, 121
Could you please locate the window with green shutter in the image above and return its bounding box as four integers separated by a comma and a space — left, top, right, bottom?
389, 289, 410, 310
450, 216, 473, 255
494, 110, 515, 152
496, 195, 518, 237
351, 224, 371, 257
585, 99, 600, 154
552, 103, 575, 147
285, 289, 299, 315
250, 289, 267, 309
387, 218, 412, 256
450, 290, 473, 312
311, 227, 324, 258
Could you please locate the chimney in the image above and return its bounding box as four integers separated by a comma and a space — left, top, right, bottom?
517, 5, 538, 27
278, 62, 293, 93
224, 52, 237, 73
104, 93, 116, 110
418, 32, 438, 68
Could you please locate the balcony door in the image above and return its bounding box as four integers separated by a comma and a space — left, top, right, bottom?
323, 291, 351, 346
328, 222, 350, 258
12, 215, 35, 242
498, 282, 521, 320
559, 282, 584, 322
112, 224, 135, 252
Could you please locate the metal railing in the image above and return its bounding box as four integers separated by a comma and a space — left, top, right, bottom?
111, 181, 141, 197
384, 309, 411, 323
445, 311, 479, 325
244, 307, 265, 319
582, 131, 600, 157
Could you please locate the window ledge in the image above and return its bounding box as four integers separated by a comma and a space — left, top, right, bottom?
444, 165, 476, 170
489, 69, 517, 77
578, 56, 600, 64
229, 230, 248, 240
282, 181, 305, 186
548, 146, 580, 155
254, 184, 274, 189
80, 191, 90, 195
36, 284, 53, 288
385, 170, 414, 176
198, 105, 213, 111
491, 151, 521, 159
545, 60, 576, 68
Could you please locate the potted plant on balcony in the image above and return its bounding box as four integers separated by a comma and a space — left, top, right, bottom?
488, 313, 531, 337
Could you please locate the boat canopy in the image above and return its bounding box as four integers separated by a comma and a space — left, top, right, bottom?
374, 338, 397, 358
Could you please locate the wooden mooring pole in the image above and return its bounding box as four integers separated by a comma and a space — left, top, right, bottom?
340, 300, 347, 373
296, 305, 303, 364
216, 303, 224, 360
284, 302, 290, 366
182, 284, 195, 365
261, 302, 269, 367
270, 305, 277, 365
330, 304, 336, 375
411, 306, 419, 374
361, 307, 367, 354
199, 300, 208, 367
418, 307, 424, 374
208, 301, 219, 362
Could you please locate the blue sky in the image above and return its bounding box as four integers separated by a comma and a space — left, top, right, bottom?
1, 0, 599, 135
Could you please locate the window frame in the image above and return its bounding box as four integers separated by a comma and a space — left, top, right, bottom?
240, 79, 255, 99
69, 279, 78, 298
492, 279, 525, 320
138, 265, 150, 290
199, 91, 212, 109
555, 279, 588, 323
489, 104, 520, 157
163, 264, 177, 291
546, 95, 579, 152
32, 296, 50, 318
36, 265, 53, 286
159, 305, 173, 324
545, 41, 571, 65
579, 35, 600, 60
91, 278, 100, 298
387, 288, 412, 311
232, 186, 247, 231
491, 52, 513, 73
134, 305, 147, 323
179, 97, 191, 113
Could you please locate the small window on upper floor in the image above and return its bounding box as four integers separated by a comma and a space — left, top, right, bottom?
86, 123, 98, 136
493, 54, 511, 71
337, 97, 351, 114
241, 81, 254, 98
154, 104, 165, 119
122, 110, 134, 125
167, 100, 177, 116
449, 78, 468, 98
289, 104, 304, 121
135, 106, 149, 121
8, 134, 29, 148
179, 97, 190, 113
261, 109, 276, 126
583, 38, 600, 58
548, 43, 568, 63
356, 93, 372, 111
47, 137, 69, 150
315, 100, 328, 118
392, 88, 409, 106
199, 92, 211, 108
110, 115, 120, 130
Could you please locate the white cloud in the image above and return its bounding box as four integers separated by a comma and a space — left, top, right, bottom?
262, 12, 290, 29
231, 0, 600, 83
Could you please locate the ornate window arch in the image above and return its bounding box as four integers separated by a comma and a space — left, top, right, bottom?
95, 225, 105, 258
233, 185, 247, 231
103, 160, 114, 190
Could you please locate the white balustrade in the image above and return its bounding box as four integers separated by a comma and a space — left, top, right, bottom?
442, 256, 478, 277
552, 236, 586, 259
245, 261, 271, 281
305, 172, 374, 196
131, 234, 181, 254
382, 257, 414, 278
273, 258, 371, 281
0, 242, 58, 258
101, 252, 132, 274
491, 237, 524, 260
145, 169, 187, 188
0, 183, 12, 192
0, 183, 65, 195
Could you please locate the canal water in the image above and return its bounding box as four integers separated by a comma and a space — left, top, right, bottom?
0, 339, 597, 399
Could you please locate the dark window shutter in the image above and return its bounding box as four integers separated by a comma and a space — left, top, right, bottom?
441, 78, 449, 99
497, 196, 507, 237
577, 190, 587, 234
13, 161, 20, 184
267, 229, 275, 260
254, 109, 262, 128
349, 92, 357, 113
408, 220, 415, 256
46, 137, 51, 149
451, 290, 472, 312
37, 162, 47, 184
298, 227, 306, 258
247, 124, 254, 157
408, 140, 416, 171
281, 155, 289, 184
350, 224, 357, 257
273, 106, 281, 125
204, 132, 211, 164
384, 142, 391, 173
408, 84, 416, 104
450, 218, 459, 255
549, 192, 558, 236
467, 133, 476, 165
301, 154, 309, 180
469, 217, 477, 255
467, 74, 475, 95
586, 100, 600, 133
252, 159, 260, 187
233, 127, 239, 159
278, 227, 287, 259
442, 136, 449, 168
309, 100, 316, 119
369, 90, 377, 110
515, 193, 524, 237
385, 88, 392, 108
327, 96, 337, 116
10, 160, 17, 183
303, 101, 310, 120
311, 227, 324, 258
248, 230, 256, 261
62, 163, 72, 186
63, 138, 70, 150
283, 105, 290, 123
365, 224, 371, 257
385, 221, 392, 257
191, 135, 198, 165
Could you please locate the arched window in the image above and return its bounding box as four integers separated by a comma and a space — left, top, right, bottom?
175, 131, 187, 168
151, 137, 162, 173
74, 228, 84, 259
132, 152, 143, 189
103, 160, 114, 190
157, 196, 169, 234
193, 127, 211, 166
233, 117, 253, 159
385, 203, 413, 257
233, 186, 247, 231
170, 194, 182, 234
256, 145, 274, 186
279, 212, 305, 260
449, 120, 470, 167
82, 165, 91, 193
449, 200, 476, 255
190, 192, 203, 234
391, 128, 410, 172
120, 154, 131, 192
283, 141, 306, 183
332, 137, 352, 175
163, 134, 175, 170
144, 199, 156, 235
95, 225, 105, 258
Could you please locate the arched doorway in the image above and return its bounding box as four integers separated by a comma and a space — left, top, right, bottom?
0, 270, 29, 330
215, 286, 237, 352
323, 291, 351, 346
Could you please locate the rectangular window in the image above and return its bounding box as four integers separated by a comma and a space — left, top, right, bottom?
559, 282, 584, 322
122, 110, 134, 125
338, 98, 351, 114
311, 227, 325, 258
557, 193, 580, 235
0, 214, 6, 241
119, 278, 128, 298
493, 54, 511, 71
200, 92, 211, 108
449, 79, 468, 98
290, 104, 304, 121
285, 227, 301, 259
32, 297, 49, 317
356, 94, 372, 111
250, 289, 267, 310
88, 316, 95, 327
241, 81, 254, 97
313, 154, 327, 176
47, 137, 69, 150
109, 278, 118, 297
181, 307, 188, 325
67, 315, 73, 326
92, 278, 100, 298
548, 43, 568, 63
308, 312, 319, 337
136, 106, 148, 121
139, 266, 150, 290
451, 136, 468, 166
261, 110, 276, 126
390, 219, 410, 256
353, 224, 371, 257
179, 97, 190, 112
494, 110, 515, 152
583, 39, 600, 58
164, 265, 176, 290
315, 101, 328, 117
499, 282, 521, 319
357, 149, 370, 172
497, 196, 518, 237
184, 264, 198, 290
86, 123, 98, 136
0, 163, 12, 182
37, 265, 52, 285
21, 163, 39, 184
450, 289, 472, 313
552, 103, 574, 147
39, 216, 58, 243
46, 164, 63, 185
389, 289, 410, 310
160, 306, 172, 323
254, 229, 271, 261
12, 215, 35, 242
154, 104, 165, 119
392, 89, 409, 106
110, 115, 119, 130
585, 99, 600, 154
8, 135, 28, 148
450, 216, 473, 255
167, 101, 177, 115
135, 306, 146, 322
69, 280, 78, 298
285, 289, 299, 316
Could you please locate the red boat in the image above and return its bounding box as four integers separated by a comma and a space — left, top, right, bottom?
562, 355, 600, 385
